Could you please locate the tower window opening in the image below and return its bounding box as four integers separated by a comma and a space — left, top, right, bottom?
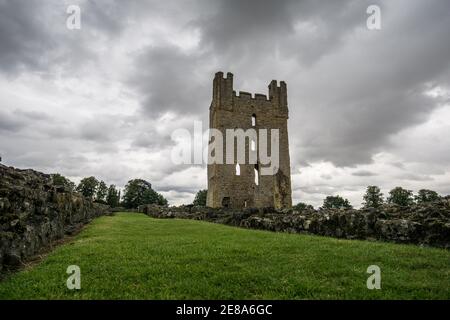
251, 139, 256, 151
235, 163, 241, 176
254, 164, 259, 186
252, 114, 256, 127
222, 197, 230, 208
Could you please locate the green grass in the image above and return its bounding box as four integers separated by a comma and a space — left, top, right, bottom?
0, 213, 449, 299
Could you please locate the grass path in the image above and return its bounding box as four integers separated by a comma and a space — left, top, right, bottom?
0, 213, 449, 299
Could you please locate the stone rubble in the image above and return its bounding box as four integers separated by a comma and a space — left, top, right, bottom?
139, 200, 450, 249
0, 164, 110, 272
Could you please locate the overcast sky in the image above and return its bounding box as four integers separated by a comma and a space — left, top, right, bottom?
1, 0, 450, 207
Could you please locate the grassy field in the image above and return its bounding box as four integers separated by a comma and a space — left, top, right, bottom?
0, 213, 449, 299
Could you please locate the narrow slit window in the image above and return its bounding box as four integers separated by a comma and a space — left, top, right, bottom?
251, 114, 256, 127
235, 163, 241, 176
254, 165, 259, 186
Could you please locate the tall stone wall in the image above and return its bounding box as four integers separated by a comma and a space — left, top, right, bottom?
0, 164, 110, 272
139, 200, 450, 249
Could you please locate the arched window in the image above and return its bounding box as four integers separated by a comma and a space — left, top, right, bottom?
251, 114, 256, 127
235, 163, 241, 176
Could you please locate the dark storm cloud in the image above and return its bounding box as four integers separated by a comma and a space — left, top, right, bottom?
0, 0, 129, 76
122, 0, 450, 173
288, 0, 450, 166
0, 110, 25, 132
128, 0, 374, 119
295, 89, 438, 166
1, 0, 450, 205
0, 0, 55, 74
130, 45, 211, 116
197, 0, 294, 52
81, 0, 124, 35
129, 0, 449, 168
196, 0, 372, 65
0, 108, 52, 133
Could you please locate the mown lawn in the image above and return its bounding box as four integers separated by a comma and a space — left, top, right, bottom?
0, 213, 449, 299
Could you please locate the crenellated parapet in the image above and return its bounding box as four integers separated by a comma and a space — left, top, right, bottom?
233, 91, 270, 101
212, 71, 234, 111
211, 71, 288, 116
268, 80, 288, 115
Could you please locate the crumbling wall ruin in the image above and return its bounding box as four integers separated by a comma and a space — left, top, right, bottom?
139, 200, 450, 249
0, 164, 110, 272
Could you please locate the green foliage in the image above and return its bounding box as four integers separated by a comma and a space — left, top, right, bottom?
322, 195, 353, 209
76, 176, 99, 199
0, 213, 448, 299
293, 202, 314, 211
96, 181, 108, 203
122, 179, 167, 208
362, 186, 384, 208
415, 189, 440, 203
106, 185, 120, 207
387, 187, 414, 206
156, 193, 168, 206
51, 173, 76, 192
193, 189, 207, 206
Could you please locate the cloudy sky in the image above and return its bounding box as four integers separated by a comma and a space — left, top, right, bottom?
1, 0, 449, 207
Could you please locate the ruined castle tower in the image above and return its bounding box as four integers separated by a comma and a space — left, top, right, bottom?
206, 72, 292, 209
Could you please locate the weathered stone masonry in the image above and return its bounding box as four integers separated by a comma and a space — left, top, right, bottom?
207, 72, 292, 210
139, 201, 450, 249
0, 164, 110, 272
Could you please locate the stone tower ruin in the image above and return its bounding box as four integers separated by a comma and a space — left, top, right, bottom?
206, 72, 292, 209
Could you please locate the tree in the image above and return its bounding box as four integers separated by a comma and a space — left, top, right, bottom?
76, 176, 99, 199
193, 189, 207, 206
293, 202, 314, 211
362, 186, 384, 208
322, 195, 353, 210
51, 173, 76, 192
96, 180, 108, 203
415, 189, 440, 203
106, 184, 120, 207
157, 193, 168, 206
387, 187, 414, 206
122, 179, 168, 209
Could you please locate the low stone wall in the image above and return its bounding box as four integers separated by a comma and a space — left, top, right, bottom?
139, 200, 450, 249
0, 165, 110, 272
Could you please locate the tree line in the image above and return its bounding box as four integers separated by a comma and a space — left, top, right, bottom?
50, 174, 167, 209
294, 186, 443, 211
51, 176, 444, 211
192, 187, 444, 210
